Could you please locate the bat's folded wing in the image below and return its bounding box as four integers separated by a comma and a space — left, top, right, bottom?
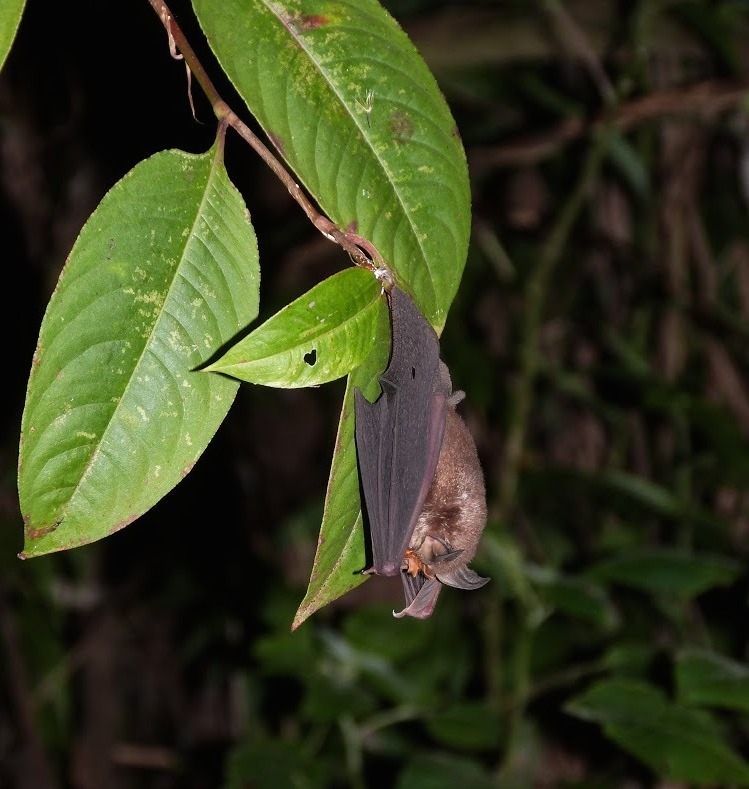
436, 566, 490, 590
394, 573, 442, 619
355, 387, 399, 575
355, 287, 448, 576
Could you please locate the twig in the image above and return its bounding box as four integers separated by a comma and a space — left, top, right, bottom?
472, 78, 749, 171
145, 0, 388, 277
358, 704, 420, 740
0, 589, 59, 789
497, 130, 610, 520
338, 716, 366, 789
110, 743, 180, 771
542, 0, 615, 105
484, 594, 503, 714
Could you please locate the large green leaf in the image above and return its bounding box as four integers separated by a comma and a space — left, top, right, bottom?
0, 0, 25, 72
676, 649, 749, 713
586, 549, 740, 598
18, 147, 259, 556
207, 267, 385, 387
292, 306, 389, 629
225, 738, 326, 789
567, 678, 749, 785
525, 564, 619, 630
192, 0, 470, 330
425, 703, 503, 751
396, 753, 496, 789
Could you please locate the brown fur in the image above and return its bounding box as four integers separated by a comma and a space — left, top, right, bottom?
409, 406, 487, 577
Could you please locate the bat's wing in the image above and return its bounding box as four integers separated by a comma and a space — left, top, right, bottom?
394, 574, 442, 619
395, 567, 487, 619
355, 287, 448, 576
436, 567, 490, 590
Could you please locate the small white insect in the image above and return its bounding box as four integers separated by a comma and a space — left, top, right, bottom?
356, 89, 375, 128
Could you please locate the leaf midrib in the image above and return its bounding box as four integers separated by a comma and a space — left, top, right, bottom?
47, 151, 217, 527
259, 0, 437, 311
221, 287, 381, 368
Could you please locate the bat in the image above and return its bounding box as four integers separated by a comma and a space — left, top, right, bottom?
355, 286, 489, 618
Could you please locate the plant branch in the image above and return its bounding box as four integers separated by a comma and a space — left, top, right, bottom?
145, 0, 386, 276
542, 0, 615, 106
0, 587, 59, 788
472, 78, 749, 171
497, 130, 610, 520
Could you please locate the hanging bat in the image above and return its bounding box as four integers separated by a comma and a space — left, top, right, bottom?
355, 286, 489, 618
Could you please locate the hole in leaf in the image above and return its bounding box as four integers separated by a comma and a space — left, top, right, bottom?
304, 349, 317, 366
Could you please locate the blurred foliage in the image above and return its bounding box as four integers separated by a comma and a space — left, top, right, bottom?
2, 0, 749, 787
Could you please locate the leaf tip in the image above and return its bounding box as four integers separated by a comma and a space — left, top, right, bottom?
290, 612, 306, 632
291, 596, 318, 631
18, 542, 46, 560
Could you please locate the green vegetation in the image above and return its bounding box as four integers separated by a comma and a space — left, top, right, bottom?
1, 1, 749, 786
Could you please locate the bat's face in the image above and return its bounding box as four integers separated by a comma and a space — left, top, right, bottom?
355, 286, 489, 620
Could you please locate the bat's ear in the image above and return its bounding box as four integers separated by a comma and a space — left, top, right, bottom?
420, 534, 461, 564
438, 361, 453, 394
393, 577, 442, 619
436, 566, 490, 590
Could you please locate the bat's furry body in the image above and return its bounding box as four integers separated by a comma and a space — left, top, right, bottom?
408, 400, 487, 582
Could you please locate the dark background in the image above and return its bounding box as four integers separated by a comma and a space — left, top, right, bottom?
2, 1, 749, 787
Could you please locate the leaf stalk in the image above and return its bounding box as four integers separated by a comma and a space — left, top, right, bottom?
146, 0, 387, 275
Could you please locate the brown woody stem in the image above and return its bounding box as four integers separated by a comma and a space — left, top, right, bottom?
146, 0, 385, 274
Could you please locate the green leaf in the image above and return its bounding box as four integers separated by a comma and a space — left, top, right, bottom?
597, 469, 685, 518
525, 565, 619, 630
396, 753, 495, 789
606, 131, 649, 198
192, 0, 470, 330
343, 606, 437, 662
425, 703, 502, 751
207, 268, 385, 387
481, 534, 548, 627
586, 549, 740, 598
566, 678, 749, 785
225, 738, 327, 789
301, 674, 377, 724
292, 305, 389, 628
318, 629, 413, 701
18, 147, 259, 556
602, 642, 657, 675
0, 0, 25, 72
676, 648, 749, 713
